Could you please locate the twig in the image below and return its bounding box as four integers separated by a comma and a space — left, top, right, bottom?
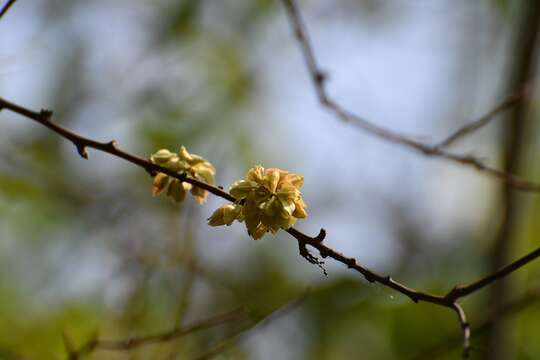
0, 0, 17, 19
452, 302, 471, 358
409, 287, 540, 360
435, 90, 524, 148
280, 0, 540, 193
0, 97, 236, 202
3, 96, 540, 357
191, 292, 308, 360
445, 246, 540, 300
70, 307, 244, 358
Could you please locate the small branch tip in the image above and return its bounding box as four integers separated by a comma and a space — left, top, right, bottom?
315, 228, 326, 241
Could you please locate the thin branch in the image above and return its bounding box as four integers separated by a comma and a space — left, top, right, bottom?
446, 246, 540, 301
192, 293, 308, 360
452, 302, 471, 358
3, 96, 540, 357
69, 307, 244, 358
288, 228, 448, 305
280, 0, 540, 193
435, 90, 525, 148
0, 97, 236, 202
409, 287, 540, 360
0, 0, 17, 19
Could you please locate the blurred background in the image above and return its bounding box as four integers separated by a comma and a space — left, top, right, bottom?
1, 0, 540, 359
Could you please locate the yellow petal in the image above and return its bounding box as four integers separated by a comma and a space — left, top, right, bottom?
251, 223, 267, 240
208, 206, 226, 226
208, 204, 240, 226
167, 179, 188, 202
223, 204, 242, 225
280, 200, 296, 217
277, 214, 297, 229
287, 173, 304, 189
292, 198, 308, 218
264, 168, 280, 193
150, 149, 175, 165
164, 157, 186, 172
178, 146, 193, 162
230, 180, 258, 200
246, 165, 265, 183
277, 184, 298, 202
262, 213, 281, 233
191, 186, 208, 204
192, 162, 216, 184
245, 211, 262, 236
152, 173, 170, 196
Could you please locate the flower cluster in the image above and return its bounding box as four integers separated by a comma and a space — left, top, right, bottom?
150, 146, 215, 203
208, 165, 307, 239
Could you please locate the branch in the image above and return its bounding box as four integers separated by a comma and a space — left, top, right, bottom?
280, 0, 540, 193
452, 302, 471, 358
288, 228, 447, 305
0, 97, 236, 203
3, 96, 540, 357
435, 90, 525, 148
68, 308, 244, 358
191, 293, 308, 360
0, 0, 17, 19
409, 287, 540, 360
445, 245, 540, 301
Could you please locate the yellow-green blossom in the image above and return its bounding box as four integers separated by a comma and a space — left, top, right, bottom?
150, 146, 215, 204
208, 165, 308, 240
208, 203, 243, 226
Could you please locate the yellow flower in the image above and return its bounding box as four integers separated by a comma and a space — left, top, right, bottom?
209, 165, 308, 240
208, 204, 243, 226
150, 146, 215, 203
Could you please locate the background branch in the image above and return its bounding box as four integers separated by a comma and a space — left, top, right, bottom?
410, 287, 540, 360
281, 0, 540, 193
0, 0, 17, 19
191, 293, 308, 360
68, 308, 243, 359
435, 90, 525, 148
